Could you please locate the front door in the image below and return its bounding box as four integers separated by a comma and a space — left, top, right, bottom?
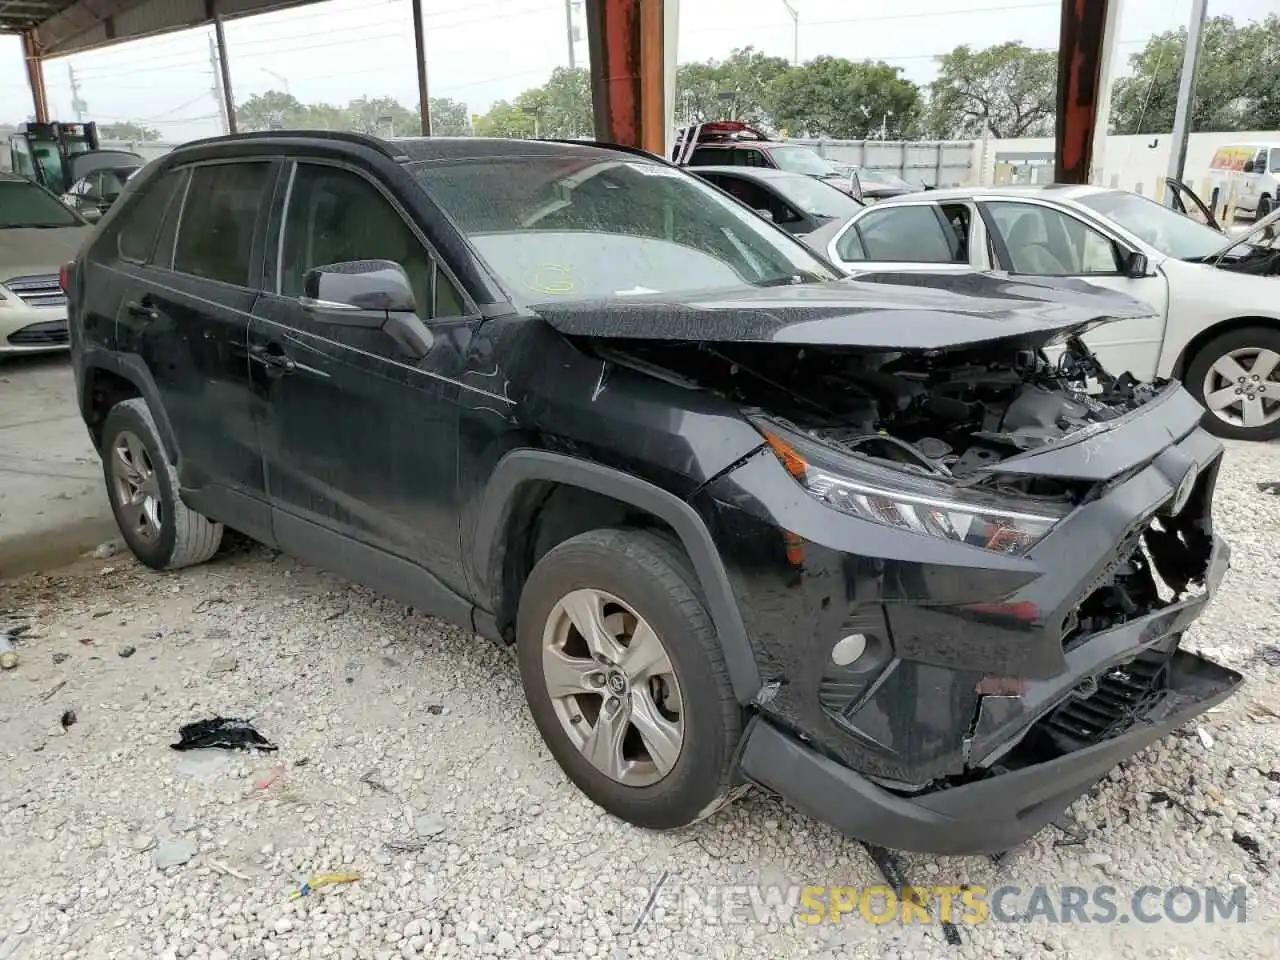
114, 159, 276, 541
981, 199, 1170, 381
250, 158, 476, 601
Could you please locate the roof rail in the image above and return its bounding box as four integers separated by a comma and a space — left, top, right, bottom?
174, 129, 397, 158
535, 138, 670, 164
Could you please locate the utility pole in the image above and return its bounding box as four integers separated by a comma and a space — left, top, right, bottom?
1165, 0, 1208, 201
565, 0, 577, 69
779, 0, 798, 66
412, 0, 432, 135
68, 64, 87, 121
209, 36, 230, 134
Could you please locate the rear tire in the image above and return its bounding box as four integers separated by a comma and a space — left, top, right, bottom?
1258, 195, 1273, 219
1184, 326, 1280, 441
516, 528, 742, 830
101, 398, 224, 570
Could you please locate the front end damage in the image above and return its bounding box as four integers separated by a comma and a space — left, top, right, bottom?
551, 283, 1242, 854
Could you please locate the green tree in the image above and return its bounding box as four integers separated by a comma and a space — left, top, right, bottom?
927, 42, 1057, 138
344, 96, 418, 136
473, 100, 536, 138
98, 121, 161, 142
771, 57, 922, 139
429, 97, 471, 136
235, 90, 311, 131
1110, 15, 1280, 134
675, 46, 791, 128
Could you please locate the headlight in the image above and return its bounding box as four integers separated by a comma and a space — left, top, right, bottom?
752, 417, 1066, 555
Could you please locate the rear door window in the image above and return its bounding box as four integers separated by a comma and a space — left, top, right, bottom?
115, 169, 185, 264
172, 162, 274, 286
836, 205, 957, 263
1271, 148, 1280, 174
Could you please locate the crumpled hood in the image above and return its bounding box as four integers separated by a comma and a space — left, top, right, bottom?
0, 226, 91, 281
534, 271, 1157, 352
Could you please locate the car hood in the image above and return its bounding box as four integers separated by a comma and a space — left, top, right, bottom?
0, 226, 90, 279
533, 272, 1157, 352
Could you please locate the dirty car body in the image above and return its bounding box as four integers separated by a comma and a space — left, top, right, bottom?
66, 135, 1240, 855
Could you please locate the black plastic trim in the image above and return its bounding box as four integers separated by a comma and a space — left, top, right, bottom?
739, 649, 1242, 855
472, 449, 762, 703
77, 348, 180, 463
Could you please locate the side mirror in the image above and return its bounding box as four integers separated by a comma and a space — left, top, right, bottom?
1122, 249, 1150, 278
302, 259, 417, 313
1243, 160, 1256, 174
754, 208, 775, 222
301, 260, 431, 358
80, 206, 102, 223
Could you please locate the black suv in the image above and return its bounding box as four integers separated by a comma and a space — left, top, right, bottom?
65, 132, 1241, 855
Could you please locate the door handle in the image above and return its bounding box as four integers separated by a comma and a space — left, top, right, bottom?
125, 301, 158, 322
250, 344, 297, 376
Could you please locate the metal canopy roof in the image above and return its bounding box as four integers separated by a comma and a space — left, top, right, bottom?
2, 0, 328, 59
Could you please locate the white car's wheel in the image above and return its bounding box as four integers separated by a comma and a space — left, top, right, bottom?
1186, 327, 1280, 441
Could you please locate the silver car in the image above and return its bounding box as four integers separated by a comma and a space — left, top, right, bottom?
0, 171, 93, 357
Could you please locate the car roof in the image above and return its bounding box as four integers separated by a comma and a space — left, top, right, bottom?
686, 165, 808, 179
872, 183, 1114, 204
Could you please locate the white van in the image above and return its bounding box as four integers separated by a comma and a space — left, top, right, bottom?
1208, 143, 1280, 218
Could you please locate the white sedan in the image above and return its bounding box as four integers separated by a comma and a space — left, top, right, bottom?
805, 184, 1280, 441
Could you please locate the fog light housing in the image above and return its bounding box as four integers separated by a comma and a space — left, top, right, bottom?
831, 633, 868, 666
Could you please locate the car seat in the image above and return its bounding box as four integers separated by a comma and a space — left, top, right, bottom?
1005, 213, 1069, 274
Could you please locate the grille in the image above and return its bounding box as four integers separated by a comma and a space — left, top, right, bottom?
5, 274, 66, 308
1041, 647, 1171, 752
7, 318, 70, 346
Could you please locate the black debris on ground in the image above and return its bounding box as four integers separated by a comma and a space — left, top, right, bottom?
170, 717, 277, 752
863, 843, 963, 947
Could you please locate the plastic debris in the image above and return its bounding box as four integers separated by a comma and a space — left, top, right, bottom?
171, 717, 277, 752
1197, 726, 1215, 750
254, 765, 286, 790
287, 872, 361, 900
0, 633, 18, 671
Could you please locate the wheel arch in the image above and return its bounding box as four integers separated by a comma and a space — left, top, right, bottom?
1170, 315, 1280, 381
79, 349, 180, 463
471, 450, 761, 704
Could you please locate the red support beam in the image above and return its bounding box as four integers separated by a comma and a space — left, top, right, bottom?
1054, 0, 1111, 184
585, 0, 664, 153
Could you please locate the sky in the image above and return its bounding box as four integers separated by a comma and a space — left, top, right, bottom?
1, 0, 1275, 142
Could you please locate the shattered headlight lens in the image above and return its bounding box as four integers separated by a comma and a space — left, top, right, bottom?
752, 417, 1065, 555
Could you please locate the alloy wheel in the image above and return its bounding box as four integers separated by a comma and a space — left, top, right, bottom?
540, 588, 685, 787
1200, 346, 1280, 431
110, 430, 163, 542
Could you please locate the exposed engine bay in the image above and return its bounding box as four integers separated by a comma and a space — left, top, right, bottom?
598, 336, 1165, 485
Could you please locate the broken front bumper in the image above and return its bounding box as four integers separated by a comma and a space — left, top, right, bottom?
738, 645, 1242, 855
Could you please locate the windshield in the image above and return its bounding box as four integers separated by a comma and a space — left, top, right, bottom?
0, 179, 85, 228
69, 151, 143, 182
413, 154, 837, 302
767, 146, 841, 177
767, 174, 864, 218
1077, 190, 1236, 260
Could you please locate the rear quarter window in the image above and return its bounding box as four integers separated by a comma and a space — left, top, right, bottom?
113, 169, 185, 263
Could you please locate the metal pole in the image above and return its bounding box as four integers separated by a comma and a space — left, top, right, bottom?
413, 0, 432, 135
1165, 0, 1208, 201
780, 0, 798, 66
565, 0, 577, 69
22, 30, 49, 123
213, 9, 237, 134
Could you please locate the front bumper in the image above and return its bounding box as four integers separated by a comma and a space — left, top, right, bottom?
739, 646, 1242, 855
0, 307, 70, 354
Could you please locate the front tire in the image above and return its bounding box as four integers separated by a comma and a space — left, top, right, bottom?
516, 529, 742, 830
1185, 326, 1280, 441
1257, 194, 1273, 219
101, 398, 224, 569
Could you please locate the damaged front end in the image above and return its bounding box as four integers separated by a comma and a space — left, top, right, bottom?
543, 277, 1242, 854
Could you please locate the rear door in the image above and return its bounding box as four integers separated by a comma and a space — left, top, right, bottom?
114, 158, 277, 542
249, 156, 476, 599
981, 198, 1169, 380
824, 202, 977, 275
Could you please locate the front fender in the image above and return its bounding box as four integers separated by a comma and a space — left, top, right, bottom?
470, 449, 762, 704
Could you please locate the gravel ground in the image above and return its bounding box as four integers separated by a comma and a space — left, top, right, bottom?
2, 441, 1279, 960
